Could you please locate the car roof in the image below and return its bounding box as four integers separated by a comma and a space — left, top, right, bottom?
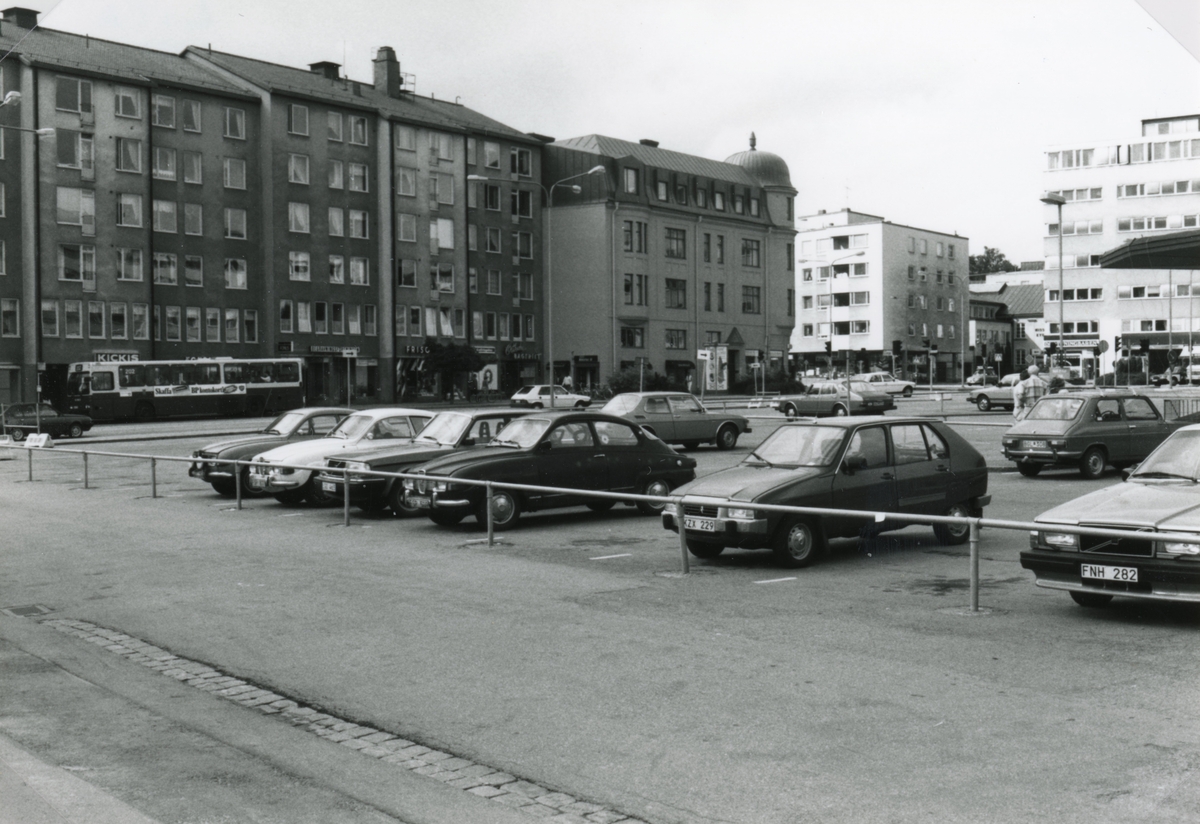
614, 391, 694, 397
780, 415, 935, 429
348, 407, 433, 419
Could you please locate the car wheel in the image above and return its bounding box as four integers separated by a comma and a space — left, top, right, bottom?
680, 441, 701, 450
772, 518, 824, 568
636, 478, 671, 515
832, 404, 849, 417
210, 480, 236, 497
479, 490, 521, 530
1070, 591, 1113, 608
782, 403, 798, 418
976, 396, 992, 412
686, 537, 725, 559
8, 427, 25, 441
429, 510, 465, 527
1079, 447, 1107, 480
1017, 463, 1042, 477
586, 499, 616, 512
531, 402, 543, 409
933, 502, 972, 545
134, 401, 155, 422
716, 424, 739, 450
387, 485, 423, 517
273, 488, 307, 506
356, 498, 389, 514
574, 400, 589, 408
902, 386, 913, 397
68, 423, 84, 438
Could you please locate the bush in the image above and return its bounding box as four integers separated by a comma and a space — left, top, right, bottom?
604, 367, 677, 394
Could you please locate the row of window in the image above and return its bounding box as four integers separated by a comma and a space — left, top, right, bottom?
1117, 214, 1199, 232
1045, 254, 1103, 269
1046, 288, 1104, 301
1117, 179, 1199, 198
37, 298, 259, 344
801, 291, 874, 309
464, 138, 532, 177
618, 326, 691, 349
286, 252, 370, 285
56, 77, 253, 140
1046, 187, 1103, 202
1046, 219, 1104, 237
907, 236, 956, 258
907, 266, 958, 284
1116, 283, 1200, 300
621, 167, 766, 216
621, 277, 763, 314
801, 234, 871, 256
800, 321, 875, 337
55, 244, 252, 290
1046, 321, 1101, 334
288, 203, 370, 237
279, 300, 376, 336
1046, 139, 1200, 170
286, 154, 370, 190
56, 189, 251, 239
802, 263, 870, 280
282, 103, 369, 144
1123, 317, 1200, 333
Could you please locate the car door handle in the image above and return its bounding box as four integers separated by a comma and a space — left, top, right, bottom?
880, 472, 894, 479
593, 453, 605, 458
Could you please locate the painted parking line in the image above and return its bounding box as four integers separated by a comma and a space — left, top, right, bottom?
754, 577, 797, 584
589, 553, 632, 561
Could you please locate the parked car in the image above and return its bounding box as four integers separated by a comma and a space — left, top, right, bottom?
316, 409, 530, 514
965, 368, 999, 386
776, 381, 884, 418
601, 391, 750, 449
403, 410, 697, 529
188, 406, 352, 496
510, 385, 591, 408
852, 372, 916, 397
967, 372, 1022, 412
1, 403, 92, 440
247, 408, 433, 504
662, 416, 990, 568
1021, 424, 1200, 609
1002, 391, 1185, 479
1150, 365, 1186, 387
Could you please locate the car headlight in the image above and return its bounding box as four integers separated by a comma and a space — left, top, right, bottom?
1041, 531, 1079, 550
724, 507, 757, 520
342, 461, 369, 472
1003, 439, 1017, 447
1049, 440, 1066, 448
403, 479, 414, 490
1159, 539, 1200, 558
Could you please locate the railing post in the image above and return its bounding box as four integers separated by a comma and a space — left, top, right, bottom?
235, 461, 243, 510
150, 457, 157, 498
83, 451, 88, 489
486, 481, 495, 547
676, 496, 690, 575
27, 446, 32, 481
343, 469, 351, 527
969, 519, 981, 612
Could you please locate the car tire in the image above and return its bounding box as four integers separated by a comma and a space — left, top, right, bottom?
1017, 463, 1043, 477
902, 387, 913, 397
8, 427, 24, 441
1079, 447, 1107, 480
782, 403, 798, 418
933, 503, 972, 545
210, 480, 236, 497
574, 400, 589, 408
976, 396, 992, 412
681, 441, 701, 450
531, 402, 543, 409
832, 404, 849, 417
637, 478, 671, 515
273, 488, 307, 506
686, 538, 725, 559
716, 424, 739, 450
772, 518, 824, 568
387, 485, 424, 517
68, 423, 84, 438
479, 490, 521, 530
429, 510, 465, 527
134, 401, 155, 422
1070, 591, 1113, 608
356, 498, 389, 514
586, 499, 616, 512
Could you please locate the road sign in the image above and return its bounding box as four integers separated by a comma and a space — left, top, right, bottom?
995, 354, 1003, 362
697, 350, 711, 361
1098, 339, 1109, 354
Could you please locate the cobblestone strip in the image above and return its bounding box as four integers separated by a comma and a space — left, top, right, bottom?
40, 618, 646, 824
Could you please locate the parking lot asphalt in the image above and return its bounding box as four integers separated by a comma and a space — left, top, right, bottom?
3, 404, 1198, 823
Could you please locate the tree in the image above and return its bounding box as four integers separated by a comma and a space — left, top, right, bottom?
969, 246, 1019, 275
422, 337, 484, 396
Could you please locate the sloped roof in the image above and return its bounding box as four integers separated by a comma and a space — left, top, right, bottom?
999, 283, 1045, 317
191, 48, 534, 141
0, 26, 248, 96
553, 135, 760, 186
1100, 228, 1200, 269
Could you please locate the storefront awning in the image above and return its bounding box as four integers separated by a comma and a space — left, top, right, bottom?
1100, 228, 1200, 270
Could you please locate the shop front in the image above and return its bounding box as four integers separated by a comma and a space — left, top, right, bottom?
471, 345, 499, 399
306, 345, 377, 405
572, 355, 600, 391
396, 343, 432, 401
502, 343, 541, 394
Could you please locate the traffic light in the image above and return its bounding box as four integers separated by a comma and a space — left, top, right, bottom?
1114, 335, 1121, 352
824, 340, 832, 354
892, 339, 902, 356
1048, 342, 1057, 355
1139, 338, 1150, 355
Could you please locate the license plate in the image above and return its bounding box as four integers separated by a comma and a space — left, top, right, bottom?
247, 476, 266, 489
1081, 564, 1138, 582
408, 494, 431, 510
684, 516, 717, 532
1023, 440, 1050, 450
321, 481, 337, 493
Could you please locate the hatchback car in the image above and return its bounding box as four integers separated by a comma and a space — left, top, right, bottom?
2, 403, 92, 440
1002, 392, 1184, 479
776, 381, 881, 418
852, 372, 915, 397
403, 410, 696, 529
510, 385, 591, 408
247, 408, 433, 504
316, 409, 529, 514
1021, 424, 1200, 609
662, 417, 990, 568
601, 392, 750, 449
189, 406, 352, 496
967, 373, 1022, 412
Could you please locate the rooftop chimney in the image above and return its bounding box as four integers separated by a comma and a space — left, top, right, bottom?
308, 61, 340, 81
639, 139, 659, 147
373, 46, 402, 99
3, 7, 39, 28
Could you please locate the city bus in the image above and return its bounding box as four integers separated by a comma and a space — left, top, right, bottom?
64, 358, 306, 421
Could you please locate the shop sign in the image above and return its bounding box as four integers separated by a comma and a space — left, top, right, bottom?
769, 350, 785, 359
473, 346, 496, 355
504, 343, 541, 360
404, 345, 430, 355
95, 352, 139, 362
277, 341, 294, 353
310, 345, 360, 355
573, 355, 599, 363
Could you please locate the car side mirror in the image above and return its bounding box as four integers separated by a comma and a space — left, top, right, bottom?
462, 437, 476, 446
842, 455, 868, 474
537, 440, 552, 451
1121, 464, 1138, 480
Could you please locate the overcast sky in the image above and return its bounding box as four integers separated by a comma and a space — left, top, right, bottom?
21, 0, 1200, 264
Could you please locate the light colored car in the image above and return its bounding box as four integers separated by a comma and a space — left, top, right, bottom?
967, 372, 1022, 412
852, 372, 916, 397
776, 381, 885, 418
247, 407, 433, 504
1021, 423, 1200, 608
601, 391, 751, 449
510, 385, 591, 408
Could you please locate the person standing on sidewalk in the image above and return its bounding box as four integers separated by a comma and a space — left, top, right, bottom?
1013, 364, 1048, 419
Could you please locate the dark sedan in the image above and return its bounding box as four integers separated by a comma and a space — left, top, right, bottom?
662, 416, 990, 568
403, 410, 697, 529
189, 406, 352, 496
601, 391, 750, 449
315, 409, 530, 514
2, 403, 92, 440
1021, 424, 1200, 609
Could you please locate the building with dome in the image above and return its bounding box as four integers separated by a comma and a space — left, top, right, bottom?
540, 134, 797, 391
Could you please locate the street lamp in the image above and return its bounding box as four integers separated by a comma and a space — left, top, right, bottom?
1040, 192, 1066, 373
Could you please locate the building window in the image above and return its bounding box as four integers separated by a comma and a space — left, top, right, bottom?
289, 251, 311, 281
665, 328, 686, 349
297, 302, 312, 334
696, 188, 707, 208
152, 200, 177, 233
623, 167, 639, 193
510, 147, 532, 176
152, 253, 177, 285
88, 301, 105, 339
117, 248, 143, 281
349, 162, 369, 192
397, 213, 416, 242
349, 209, 369, 239
742, 285, 761, 314
224, 208, 247, 240
396, 166, 416, 197
484, 141, 501, 168
394, 124, 415, 150
55, 76, 92, 113
431, 218, 455, 250
703, 233, 711, 262
224, 107, 246, 139
244, 309, 258, 343
624, 273, 647, 306
741, 238, 761, 267
716, 235, 725, 264
40, 300, 58, 337
787, 289, 795, 316
132, 304, 149, 340
223, 157, 246, 189
224, 258, 247, 290
288, 202, 310, 233
313, 301, 327, 335
348, 115, 368, 145
656, 180, 669, 201
152, 147, 176, 180
517, 272, 533, 300
182, 151, 202, 184
279, 300, 293, 334
512, 231, 532, 259
620, 326, 644, 348
328, 207, 344, 237
152, 94, 174, 128
0, 298, 17, 337
484, 184, 501, 211
487, 270, 502, 295
205, 307, 220, 341
288, 104, 309, 136
55, 187, 95, 233
749, 197, 760, 217
184, 203, 202, 236
675, 183, 688, 205
184, 256, 203, 287
665, 228, 687, 259
114, 86, 140, 118
116, 138, 141, 173
511, 189, 532, 218
717, 283, 725, 312
224, 308, 239, 342
165, 306, 181, 341
665, 278, 686, 309
182, 99, 201, 132
329, 255, 345, 283
288, 153, 309, 184
396, 259, 416, 287
350, 257, 369, 286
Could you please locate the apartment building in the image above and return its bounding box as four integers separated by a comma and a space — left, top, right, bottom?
541, 134, 797, 390
1042, 112, 1200, 374
792, 209, 969, 382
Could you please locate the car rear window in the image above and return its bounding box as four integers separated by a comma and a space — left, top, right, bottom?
602, 394, 641, 415
1027, 398, 1083, 421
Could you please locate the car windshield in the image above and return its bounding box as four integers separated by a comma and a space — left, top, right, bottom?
1131, 429, 1200, 481
264, 411, 305, 435
487, 417, 551, 448
414, 412, 472, 446
603, 394, 642, 415
749, 425, 847, 467
1026, 397, 1084, 421
328, 414, 374, 439
848, 381, 872, 394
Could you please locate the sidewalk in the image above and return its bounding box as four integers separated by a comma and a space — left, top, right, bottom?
0, 733, 160, 824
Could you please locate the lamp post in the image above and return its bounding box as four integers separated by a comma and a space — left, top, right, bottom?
1040, 192, 1066, 373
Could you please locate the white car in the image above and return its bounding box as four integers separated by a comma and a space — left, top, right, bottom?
852, 372, 916, 397
247, 407, 433, 504
509, 385, 591, 408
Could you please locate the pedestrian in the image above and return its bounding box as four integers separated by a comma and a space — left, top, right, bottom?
1013, 364, 1048, 419
562, 373, 573, 391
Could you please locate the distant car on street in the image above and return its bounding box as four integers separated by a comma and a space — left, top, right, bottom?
965, 369, 999, 386
2, 403, 92, 440
601, 391, 750, 449
510, 385, 591, 408
852, 372, 915, 397
967, 372, 1022, 411
189, 406, 352, 496
776, 380, 888, 418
